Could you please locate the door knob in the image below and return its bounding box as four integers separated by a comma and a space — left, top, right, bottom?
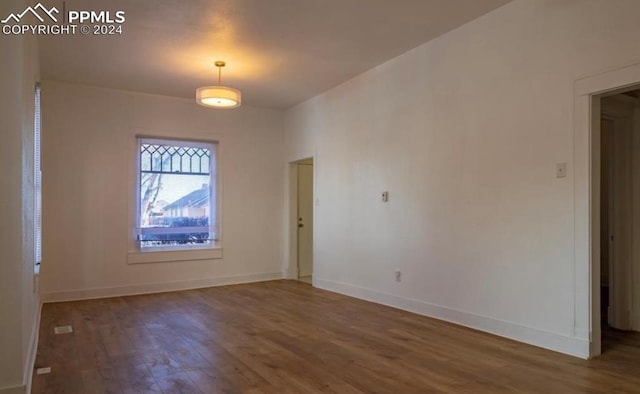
298, 223, 304, 228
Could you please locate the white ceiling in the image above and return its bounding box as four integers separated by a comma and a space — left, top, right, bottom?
38, 0, 510, 109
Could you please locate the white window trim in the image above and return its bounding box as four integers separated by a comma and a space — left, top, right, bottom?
128, 135, 222, 264
128, 245, 222, 264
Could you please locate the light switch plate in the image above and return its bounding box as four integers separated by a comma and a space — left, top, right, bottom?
382, 191, 389, 202
556, 163, 567, 178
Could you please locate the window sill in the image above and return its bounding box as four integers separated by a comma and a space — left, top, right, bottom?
127, 247, 222, 265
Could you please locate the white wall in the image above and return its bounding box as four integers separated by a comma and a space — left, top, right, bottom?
40, 82, 284, 300
283, 0, 640, 358
0, 0, 41, 392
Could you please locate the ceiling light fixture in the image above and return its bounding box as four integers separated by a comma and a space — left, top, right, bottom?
196, 61, 241, 109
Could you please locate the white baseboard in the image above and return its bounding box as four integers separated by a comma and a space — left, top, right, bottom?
41, 272, 283, 303
315, 278, 590, 359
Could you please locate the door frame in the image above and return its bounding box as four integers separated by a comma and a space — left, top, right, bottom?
574, 61, 640, 358
284, 157, 315, 281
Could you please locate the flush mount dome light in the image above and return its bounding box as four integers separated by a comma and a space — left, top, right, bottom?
196, 86, 241, 108
196, 61, 241, 109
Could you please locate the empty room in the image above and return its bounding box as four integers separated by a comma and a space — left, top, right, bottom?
2, 0, 640, 393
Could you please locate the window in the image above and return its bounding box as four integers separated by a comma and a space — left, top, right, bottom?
35, 83, 42, 270
136, 138, 218, 250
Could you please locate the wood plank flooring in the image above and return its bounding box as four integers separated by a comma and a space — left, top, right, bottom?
32, 280, 640, 393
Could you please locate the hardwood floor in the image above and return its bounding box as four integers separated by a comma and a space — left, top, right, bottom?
32, 280, 640, 393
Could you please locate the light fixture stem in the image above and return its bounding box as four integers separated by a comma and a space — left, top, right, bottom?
214, 60, 226, 86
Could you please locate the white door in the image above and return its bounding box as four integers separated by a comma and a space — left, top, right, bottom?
297, 162, 313, 278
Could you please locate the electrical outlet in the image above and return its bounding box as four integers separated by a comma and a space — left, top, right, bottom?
394, 270, 401, 282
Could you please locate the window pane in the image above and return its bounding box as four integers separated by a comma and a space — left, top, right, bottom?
138, 140, 214, 248
141, 150, 151, 171
140, 143, 210, 175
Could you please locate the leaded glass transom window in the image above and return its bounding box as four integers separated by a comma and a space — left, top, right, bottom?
140, 144, 211, 175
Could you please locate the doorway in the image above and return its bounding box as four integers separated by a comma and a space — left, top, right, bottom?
599, 89, 640, 352
574, 61, 640, 358
296, 158, 313, 284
